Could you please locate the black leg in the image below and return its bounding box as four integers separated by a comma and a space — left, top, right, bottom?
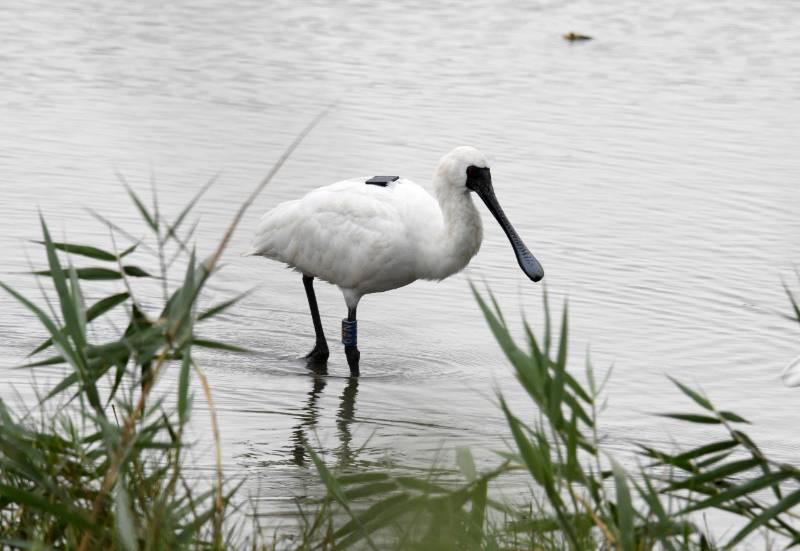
303, 275, 329, 366
343, 306, 360, 377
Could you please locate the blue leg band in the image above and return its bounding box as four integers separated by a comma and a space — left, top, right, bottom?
342, 319, 357, 347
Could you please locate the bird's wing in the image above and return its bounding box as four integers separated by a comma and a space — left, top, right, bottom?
250, 178, 439, 290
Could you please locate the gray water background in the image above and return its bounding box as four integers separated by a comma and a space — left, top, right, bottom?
1, 0, 799, 529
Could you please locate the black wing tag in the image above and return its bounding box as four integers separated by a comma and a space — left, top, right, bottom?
365, 176, 400, 187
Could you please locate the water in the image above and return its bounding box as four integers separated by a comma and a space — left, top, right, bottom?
1, 0, 799, 529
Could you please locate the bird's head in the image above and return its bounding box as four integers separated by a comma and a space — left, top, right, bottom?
435, 146, 545, 283
436, 146, 491, 191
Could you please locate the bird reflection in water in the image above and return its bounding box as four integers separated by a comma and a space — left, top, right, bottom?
335, 375, 359, 466
291, 373, 360, 467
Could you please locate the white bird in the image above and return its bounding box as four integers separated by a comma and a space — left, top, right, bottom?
248, 146, 544, 375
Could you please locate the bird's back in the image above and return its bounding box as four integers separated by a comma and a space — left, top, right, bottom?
250, 178, 442, 294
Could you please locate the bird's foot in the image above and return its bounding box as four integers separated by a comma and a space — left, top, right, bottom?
305, 343, 329, 371
344, 345, 360, 377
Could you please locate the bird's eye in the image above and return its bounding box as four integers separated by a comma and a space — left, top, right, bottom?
466, 165, 480, 178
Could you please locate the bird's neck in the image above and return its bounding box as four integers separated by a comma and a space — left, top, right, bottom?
420, 183, 483, 280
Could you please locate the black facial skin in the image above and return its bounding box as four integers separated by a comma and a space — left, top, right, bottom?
466, 165, 545, 282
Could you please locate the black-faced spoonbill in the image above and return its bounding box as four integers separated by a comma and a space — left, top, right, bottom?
248, 146, 544, 376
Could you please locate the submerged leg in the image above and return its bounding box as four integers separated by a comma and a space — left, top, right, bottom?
342, 305, 360, 377
303, 275, 329, 365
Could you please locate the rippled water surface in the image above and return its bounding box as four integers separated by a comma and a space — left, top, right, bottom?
1, 0, 799, 525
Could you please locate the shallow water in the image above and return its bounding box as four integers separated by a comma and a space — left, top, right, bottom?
1, 0, 800, 529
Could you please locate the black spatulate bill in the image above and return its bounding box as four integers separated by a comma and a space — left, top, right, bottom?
466, 165, 544, 282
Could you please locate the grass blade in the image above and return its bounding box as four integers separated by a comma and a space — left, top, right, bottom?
122, 266, 154, 278
727, 488, 800, 547
668, 377, 713, 411
667, 458, 761, 492
40, 216, 86, 353
307, 446, 379, 551
337, 473, 391, 485
118, 172, 158, 232
197, 290, 252, 322
718, 411, 750, 424
342, 481, 398, 500
86, 208, 155, 253
178, 350, 192, 426
681, 470, 793, 515
191, 339, 251, 354
0, 483, 94, 530
114, 479, 137, 551
165, 173, 217, 245
18, 354, 66, 368
469, 478, 488, 541
32, 266, 153, 280
657, 413, 720, 424
0, 282, 82, 375
611, 458, 635, 551
32, 240, 117, 262
332, 494, 413, 543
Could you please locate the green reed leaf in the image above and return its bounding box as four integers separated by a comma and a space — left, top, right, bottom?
32, 266, 153, 280
657, 413, 720, 424
115, 479, 137, 551
308, 446, 379, 551
40, 216, 86, 353
343, 481, 398, 500
336, 472, 390, 485
332, 493, 413, 542
18, 355, 66, 368
501, 398, 546, 486
308, 446, 348, 506
178, 350, 192, 426
32, 240, 117, 261
119, 174, 158, 232
394, 476, 449, 494
635, 476, 681, 551
783, 281, 800, 323
719, 411, 750, 424
165, 173, 217, 245
121, 265, 154, 278
728, 488, 800, 547
472, 479, 489, 532
674, 439, 740, 463
611, 458, 635, 551
667, 458, 761, 492
681, 470, 793, 515
0, 483, 94, 530
30, 292, 129, 356
197, 290, 252, 322
668, 377, 713, 411
191, 339, 251, 354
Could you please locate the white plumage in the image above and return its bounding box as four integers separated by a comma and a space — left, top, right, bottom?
248, 146, 543, 375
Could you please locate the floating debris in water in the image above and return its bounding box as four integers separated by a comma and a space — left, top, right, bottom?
563, 32, 592, 41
